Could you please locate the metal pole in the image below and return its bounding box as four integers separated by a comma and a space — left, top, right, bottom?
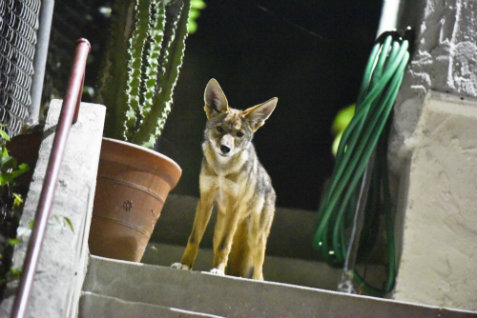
376, 0, 403, 36
29, 0, 55, 125
338, 153, 375, 293
10, 38, 90, 318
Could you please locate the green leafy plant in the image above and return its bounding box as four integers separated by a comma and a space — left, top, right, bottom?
0, 126, 29, 218
0, 127, 29, 295
99, 0, 191, 148
8, 267, 21, 280
0, 129, 29, 187
52, 215, 75, 233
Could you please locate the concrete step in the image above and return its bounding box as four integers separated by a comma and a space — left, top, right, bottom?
142, 242, 345, 291
79, 292, 224, 318
149, 194, 387, 292
81, 255, 474, 318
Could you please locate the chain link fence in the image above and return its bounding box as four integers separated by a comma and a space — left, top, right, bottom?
0, 0, 41, 136
1, 0, 115, 136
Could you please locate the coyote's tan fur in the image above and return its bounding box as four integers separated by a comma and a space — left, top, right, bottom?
171, 79, 277, 280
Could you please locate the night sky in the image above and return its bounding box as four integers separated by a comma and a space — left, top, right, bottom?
158, 0, 382, 210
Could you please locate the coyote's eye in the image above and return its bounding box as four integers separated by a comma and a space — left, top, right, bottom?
216, 126, 224, 133
236, 131, 244, 137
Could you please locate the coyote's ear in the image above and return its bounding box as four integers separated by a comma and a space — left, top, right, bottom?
204, 78, 229, 119
243, 97, 278, 131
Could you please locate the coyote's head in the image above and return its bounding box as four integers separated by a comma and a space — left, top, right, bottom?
203, 79, 277, 158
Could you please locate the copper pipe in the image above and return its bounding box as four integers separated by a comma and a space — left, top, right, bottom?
10, 38, 91, 318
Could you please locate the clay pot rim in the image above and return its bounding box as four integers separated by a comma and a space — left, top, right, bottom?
101, 137, 182, 189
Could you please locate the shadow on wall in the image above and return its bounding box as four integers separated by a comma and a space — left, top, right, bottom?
157, 0, 382, 210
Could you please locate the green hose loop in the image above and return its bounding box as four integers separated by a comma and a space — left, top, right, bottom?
313, 33, 410, 296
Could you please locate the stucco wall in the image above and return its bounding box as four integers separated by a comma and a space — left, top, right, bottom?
389, 0, 477, 311
389, 0, 476, 172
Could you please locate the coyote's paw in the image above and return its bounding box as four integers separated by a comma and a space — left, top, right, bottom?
209, 268, 225, 276
171, 262, 190, 270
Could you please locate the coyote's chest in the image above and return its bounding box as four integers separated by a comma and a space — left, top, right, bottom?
215, 175, 240, 210
200, 166, 247, 211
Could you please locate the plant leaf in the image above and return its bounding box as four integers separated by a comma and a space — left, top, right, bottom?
9, 163, 30, 182
64, 216, 74, 233
1, 153, 16, 171
9, 267, 22, 279
13, 193, 24, 207
0, 129, 10, 141
8, 238, 21, 246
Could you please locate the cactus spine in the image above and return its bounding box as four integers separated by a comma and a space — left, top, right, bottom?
99, 0, 190, 148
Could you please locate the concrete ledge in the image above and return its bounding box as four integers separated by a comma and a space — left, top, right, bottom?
142, 242, 344, 290
0, 100, 105, 318
79, 292, 224, 318
82, 255, 475, 318
393, 91, 477, 311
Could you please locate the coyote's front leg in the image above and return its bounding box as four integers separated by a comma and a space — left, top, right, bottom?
172, 191, 215, 270
209, 203, 242, 275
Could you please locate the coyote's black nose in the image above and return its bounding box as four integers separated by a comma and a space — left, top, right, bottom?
220, 145, 230, 154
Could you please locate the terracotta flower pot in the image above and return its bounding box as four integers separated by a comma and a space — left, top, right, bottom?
89, 137, 181, 262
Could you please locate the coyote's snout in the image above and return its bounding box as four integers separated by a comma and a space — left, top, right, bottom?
171, 78, 277, 280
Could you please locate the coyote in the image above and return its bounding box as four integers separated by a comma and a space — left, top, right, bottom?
171, 78, 277, 280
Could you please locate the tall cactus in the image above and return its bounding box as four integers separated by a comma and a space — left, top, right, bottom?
99, 0, 190, 148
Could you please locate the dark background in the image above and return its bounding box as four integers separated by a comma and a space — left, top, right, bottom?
156, 0, 382, 210
47, 0, 382, 210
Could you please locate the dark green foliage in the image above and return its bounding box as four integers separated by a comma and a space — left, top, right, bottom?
188, 0, 206, 33
0, 130, 29, 187
0, 127, 28, 298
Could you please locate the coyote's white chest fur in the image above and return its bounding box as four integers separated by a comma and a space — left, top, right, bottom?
172, 78, 277, 280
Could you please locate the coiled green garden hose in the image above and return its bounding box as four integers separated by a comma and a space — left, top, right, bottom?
313, 31, 411, 296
